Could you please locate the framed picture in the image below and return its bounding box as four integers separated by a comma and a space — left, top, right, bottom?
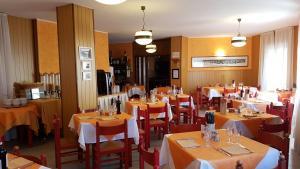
82, 61, 92, 71
82, 72, 92, 81
172, 69, 179, 79
79, 47, 92, 60
191, 56, 248, 68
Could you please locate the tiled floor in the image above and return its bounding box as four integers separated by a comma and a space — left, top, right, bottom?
5, 134, 164, 169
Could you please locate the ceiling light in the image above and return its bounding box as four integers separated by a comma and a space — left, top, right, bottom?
146, 43, 157, 53
95, 0, 126, 5
231, 18, 246, 47
134, 6, 152, 45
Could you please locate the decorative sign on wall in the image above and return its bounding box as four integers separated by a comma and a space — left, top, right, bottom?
82, 72, 92, 80
79, 47, 92, 60
172, 69, 179, 79
191, 56, 248, 68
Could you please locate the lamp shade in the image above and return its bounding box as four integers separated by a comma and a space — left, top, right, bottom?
135, 30, 152, 45
95, 0, 126, 5
146, 44, 157, 53
231, 34, 246, 47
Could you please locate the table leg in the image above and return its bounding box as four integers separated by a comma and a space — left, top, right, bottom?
85, 144, 90, 169
27, 127, 32, 147
128, 139, 132, 167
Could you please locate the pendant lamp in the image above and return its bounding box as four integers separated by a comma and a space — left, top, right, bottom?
134, 6, 152, 45
95, 0, 126, 5
231, 18, 246, 47
146, 43, 157, 53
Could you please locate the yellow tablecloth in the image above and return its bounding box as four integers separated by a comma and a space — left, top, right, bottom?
8, 153, 43, 169
0, 103, 39, 137
215, 112, 278, 138
166, 130, 269, 169
30, 99, 61, 134
156, 87, 172, 94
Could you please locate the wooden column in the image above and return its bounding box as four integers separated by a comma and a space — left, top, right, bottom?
57, 4, 97, 136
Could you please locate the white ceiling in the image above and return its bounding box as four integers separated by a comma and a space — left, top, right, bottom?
1, 0, 300, 43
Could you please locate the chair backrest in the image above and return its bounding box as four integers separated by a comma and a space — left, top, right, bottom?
139, 136, 159, 169
193, 116, 207, 125
137, 106, 146, 128
146, 103, 168, 118
175, 95, 192, 109
12, 146, 47, 166
170, 123, 201, 133
257, 120, 289, 159
266, 102, 287, 120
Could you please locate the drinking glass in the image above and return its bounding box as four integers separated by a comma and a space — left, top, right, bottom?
226, 127, 233, 144
204, 129, 210, 147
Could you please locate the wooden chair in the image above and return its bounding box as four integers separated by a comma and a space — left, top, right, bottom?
257, 120, 289, 169
145, 103, 169, 148
195, 86, 209, 109
170, 122, 202, 134
139, 136, 159, 169
266, 102, 287, 120
210, 97, 221, 112
135, 107, 146, 149
12, 146, 47, 166
94, 120, 129, 169
174, 96, 193, 124
53, 118, 83, 169
286, 103, 294, 133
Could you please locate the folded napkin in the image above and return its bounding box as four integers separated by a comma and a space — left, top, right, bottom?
176, 139, 200, 148
220, 144, 252, 156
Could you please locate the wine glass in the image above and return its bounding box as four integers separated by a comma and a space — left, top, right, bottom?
226, 127, 233, 144
204, 128, 211, 147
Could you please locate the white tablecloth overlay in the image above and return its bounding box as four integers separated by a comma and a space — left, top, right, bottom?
160, 134, 280, 169
129, 102, 173, 121
98, 92, 128, 112
68, 114, 139, 150
127, 87, 146, 98
206, 89, 223, 100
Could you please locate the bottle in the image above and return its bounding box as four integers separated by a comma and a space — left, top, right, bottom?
0, 142, 7, 169
116, 96, 121, 114
235, 160, 243, 169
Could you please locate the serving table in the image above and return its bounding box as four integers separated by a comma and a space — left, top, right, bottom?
160, 130, 280, 169
68, 112, 139, 169
125, 100, 173, 121
0, 103, 39, 145
215, 112, 280, 138
30, 98, 61, 134
98, 92, 128, 112
8, 153, 49, 169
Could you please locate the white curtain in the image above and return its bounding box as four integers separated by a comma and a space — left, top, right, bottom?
290, 20, 300, 159
259, 31, 275, 91
259, 28, 294, 91
0, 13, 14, 99
274, 27, 294, 89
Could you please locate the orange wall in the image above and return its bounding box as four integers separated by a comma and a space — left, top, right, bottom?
181, 37, 256, 92
95, 31, 110, 72
35, 20, 110, 73
36, 20, 60, 74
170, 36, 182, 87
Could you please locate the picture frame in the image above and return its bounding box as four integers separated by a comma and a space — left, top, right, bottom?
191, 56, 248, 68
79, 47, 92, 60
172, 69, 179, 79
82, 61, 92, 71
82, 72, 92, 81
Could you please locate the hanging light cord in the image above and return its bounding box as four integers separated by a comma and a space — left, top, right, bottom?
237, 18, 241, 35
141, 6, 146, 30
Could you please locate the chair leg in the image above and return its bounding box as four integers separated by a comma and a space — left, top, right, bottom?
124, 150, 129, 169
128, 140, 132, 167
55, 149, 61, 169
27, 128, 33, 147
85, 144, 90, 169
119, 153, 123, 169
78, 147, 83, 162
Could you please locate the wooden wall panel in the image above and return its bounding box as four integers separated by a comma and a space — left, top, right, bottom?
170, 36, 181, 87
73, 5, 97, 110
95, 31, 109, 72
8, 16, 34, 83
57, 4, 78, 136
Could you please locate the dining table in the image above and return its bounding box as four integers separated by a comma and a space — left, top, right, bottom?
8, 153, 50, 169
0, 103, 39, 145
68, 112, 139, 169
155, 93, 195, 110
214, 112, 281, 139
160, 130, 280, 169
30, 98, 61, 135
